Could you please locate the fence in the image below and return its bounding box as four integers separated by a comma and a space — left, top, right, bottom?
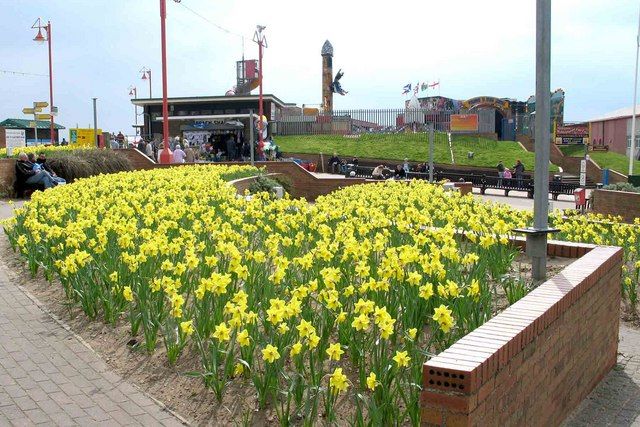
274, 109, 455, 136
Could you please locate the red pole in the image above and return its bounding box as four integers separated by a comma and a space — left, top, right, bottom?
47, 21, 54, 145
158, 0, 172, 164
258, 39, 264, 146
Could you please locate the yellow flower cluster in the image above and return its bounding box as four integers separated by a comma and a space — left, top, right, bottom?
4, 166, 638, 424
0, 144, 93, 158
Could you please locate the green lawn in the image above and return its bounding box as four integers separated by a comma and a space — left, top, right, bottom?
558, 145, 640, 175
277, 134, 558, 171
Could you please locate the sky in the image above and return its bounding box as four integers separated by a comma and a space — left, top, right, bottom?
0, 0, 639, 139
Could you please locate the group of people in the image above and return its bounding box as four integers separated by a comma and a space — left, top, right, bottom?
15, 152, 66, 190
328, 153, 359, 174
496, 160, 525, 186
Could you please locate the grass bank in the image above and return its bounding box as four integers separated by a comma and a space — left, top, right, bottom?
277, 134, 558, 171
558, 145, 640, 175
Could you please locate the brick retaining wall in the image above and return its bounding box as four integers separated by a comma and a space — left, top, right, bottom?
421, 244, 623, 426
592, 189, 640, 223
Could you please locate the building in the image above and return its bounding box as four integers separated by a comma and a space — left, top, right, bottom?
0, 118, 65, 145
589, 106, 640, 158
131, 94, 294, 142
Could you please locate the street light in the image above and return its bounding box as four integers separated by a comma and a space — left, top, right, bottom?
253, 25, 268, 158
140, 67, 152, 98
630, 4, 640, 176
158, 0, 172, 164
31, 18, 55, 145
129, 86, 138, 139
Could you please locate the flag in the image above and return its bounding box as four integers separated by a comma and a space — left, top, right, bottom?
429, 81, 440, 88
402, 83, 411, 94
413, 82, 419, 94
421, 82, 428, 91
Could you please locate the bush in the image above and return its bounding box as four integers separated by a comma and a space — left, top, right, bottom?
248, 175, 286, 196
47, 150, 132, 182
603, 182, 640, 194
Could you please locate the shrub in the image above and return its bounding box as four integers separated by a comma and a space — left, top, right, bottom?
248, 175, 287, 196
603, 182, 640, 193
47, 150, 132, 182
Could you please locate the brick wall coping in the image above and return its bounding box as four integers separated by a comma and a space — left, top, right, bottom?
423, 244, 622, 399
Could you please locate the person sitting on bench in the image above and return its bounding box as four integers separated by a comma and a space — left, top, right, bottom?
31, 153, 66, 185
15, 152, 57, 190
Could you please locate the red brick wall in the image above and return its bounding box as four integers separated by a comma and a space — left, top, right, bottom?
421, 245, 623, 426
592, 189, 640, 223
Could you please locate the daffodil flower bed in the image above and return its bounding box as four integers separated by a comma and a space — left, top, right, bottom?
2, 165, 638, 425
0, 145, 94, 158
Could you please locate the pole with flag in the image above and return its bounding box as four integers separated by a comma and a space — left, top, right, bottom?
402, 83, 411, 95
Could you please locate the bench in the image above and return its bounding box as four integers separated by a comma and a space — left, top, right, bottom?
14, 180, 45, 198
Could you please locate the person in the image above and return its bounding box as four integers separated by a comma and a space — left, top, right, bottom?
61, 138, 68, 146
513, 160, 525, 187
503, 168, 513, 185
184, 142, 195, 163
145, 140, 154, 159
110, 137, 119, 149
116, 131, 125, 147
225, 134, 236, 161
394, 164, 406, 180
350, 157, 359, 166
34, 153, 66, 185
403, 158, 410, 174
372, 164, 385, 179
15, 152, 56, 189
328, 153, 341, 174
172, 144, 186, 163
241, 140, 251, 161
496, 160, 505, 186
137, 139, 145, 152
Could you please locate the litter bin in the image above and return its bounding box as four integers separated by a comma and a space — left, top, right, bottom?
629, 175, 640, 187
602, 168, 610, 186
574, 188, 586, 212
553, 175, 562, 182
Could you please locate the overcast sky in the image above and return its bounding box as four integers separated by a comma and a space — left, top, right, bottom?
0, 0, 638, 138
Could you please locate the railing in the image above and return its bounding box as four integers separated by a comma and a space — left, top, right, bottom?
340, 166, 579, 199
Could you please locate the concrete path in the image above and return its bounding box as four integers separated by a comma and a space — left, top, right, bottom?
0, 200, 185, 426
564, 323, 640, 426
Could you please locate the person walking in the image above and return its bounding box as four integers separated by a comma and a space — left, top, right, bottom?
496, 160, 505, 186
172, 144, 186, 163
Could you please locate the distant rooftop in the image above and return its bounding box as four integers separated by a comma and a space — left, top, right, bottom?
590, 106, 640, 122
131, 94, 293, 108
0, 118, 65, 130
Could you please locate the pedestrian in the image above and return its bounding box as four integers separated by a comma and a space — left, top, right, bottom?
145, 140, 154, 159
513, 159, 525, 187
496, 160, 505, 186
403, 158, 410, 174
184, 142, 195, 163
225, 134, 236, 161
172, 144, 186, 163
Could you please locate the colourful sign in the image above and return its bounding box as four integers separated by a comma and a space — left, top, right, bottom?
450, 114, 479, 132
554, 123, 589, 145
69, 128, 102, 146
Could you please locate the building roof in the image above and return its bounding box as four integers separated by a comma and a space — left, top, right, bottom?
0, 118, 65, 130
321, 40, 333, 56
131, 94, 293, 109
590, 106, 640, 122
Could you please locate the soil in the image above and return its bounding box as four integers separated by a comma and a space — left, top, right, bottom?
0, 237, 603, 426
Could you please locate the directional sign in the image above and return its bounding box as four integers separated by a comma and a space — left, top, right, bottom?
29, 121, 37, 128
36, 114, 51, 120
22, 108, 35, 114
51, 106, 58, 116
34, 101, 48, 108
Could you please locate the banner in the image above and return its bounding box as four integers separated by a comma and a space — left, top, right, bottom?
450, 114, 479, 132
70, 128, 102, 146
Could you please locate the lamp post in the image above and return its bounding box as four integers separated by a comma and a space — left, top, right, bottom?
92, 98, 98, 148
140, 67, 153, 98
253, 25, 268, 157
158, 0, 172, 164
129, 86, 138, 139
32, 18, 55, 145
630, 4, 640, 175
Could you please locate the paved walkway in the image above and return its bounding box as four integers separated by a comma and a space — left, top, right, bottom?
564, 324, 640, 426
0, 200, 184, 426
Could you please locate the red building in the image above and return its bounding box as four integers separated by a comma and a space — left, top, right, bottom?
589, 106, 640, 159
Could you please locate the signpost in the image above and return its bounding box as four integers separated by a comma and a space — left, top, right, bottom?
22, 101, 49, 144
579, 159, 587, 187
